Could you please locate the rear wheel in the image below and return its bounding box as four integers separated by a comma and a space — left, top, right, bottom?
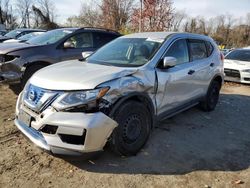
200, 80, 221, 112
111, 101, 151, 156
21, 64, 46, 88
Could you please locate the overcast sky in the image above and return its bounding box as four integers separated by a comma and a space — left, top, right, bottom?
55, 0, 250, 24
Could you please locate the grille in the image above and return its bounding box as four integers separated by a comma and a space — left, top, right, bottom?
23, 84, 58, 112
25, 84, 45, 105
224, 69, 240, 78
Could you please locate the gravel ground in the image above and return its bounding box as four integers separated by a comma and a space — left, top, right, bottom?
0, 82, 250, 188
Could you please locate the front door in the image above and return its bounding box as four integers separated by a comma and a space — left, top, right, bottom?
57, 32, 95, 61
155, 39, 198, 115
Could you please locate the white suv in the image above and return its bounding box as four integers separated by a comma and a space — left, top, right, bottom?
15, 32, 224, 156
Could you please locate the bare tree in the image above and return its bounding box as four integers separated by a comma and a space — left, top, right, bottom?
0, 0, 17, 29
32, 5, 58, 29
31, 0, 58, 29
66, 1, 101, 27
16, 0, 33, 28
79, 2, 101, 27
171, 11, 186, 31
131, 0, 174, 32
36, 0, 56, 22
100, 0, 134, 31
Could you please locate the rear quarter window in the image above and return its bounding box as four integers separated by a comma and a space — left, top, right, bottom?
188, 39, 208, 61
205, 41, 214, 57
94, 33, 119, 48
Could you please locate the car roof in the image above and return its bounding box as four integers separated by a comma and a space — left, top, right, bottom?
122, 32, 175, 39
235, 48, 250, 51
45, 27, 121, 36
76, 27, 121, 35
15, 28, 46, 32
122, 32, 212, 41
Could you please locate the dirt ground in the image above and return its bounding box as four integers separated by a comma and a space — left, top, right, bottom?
0, 82, 250, 188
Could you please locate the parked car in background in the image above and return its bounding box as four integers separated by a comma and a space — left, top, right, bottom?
3, 31, 46, 43
14, 32, 224, 156
0, 28, 46, 43
0, 30, 7, 36
224, 48, 250, 84
220, 48, 232, 56
0, 27, 121, 87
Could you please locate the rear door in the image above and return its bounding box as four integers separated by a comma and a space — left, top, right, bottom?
156, 39, 198, 115
187, 39, 215, 97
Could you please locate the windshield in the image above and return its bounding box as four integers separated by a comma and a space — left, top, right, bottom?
27, 29, 74, 45
225, 50, 250, 62
88, 37, 164, 67
18, 32, 44, 41
4, 30, 21, 38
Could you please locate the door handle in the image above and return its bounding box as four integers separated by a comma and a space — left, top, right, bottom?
210, 63, 215, 67
188, 70, 195, 75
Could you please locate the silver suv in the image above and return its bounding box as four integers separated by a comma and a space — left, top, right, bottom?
15, 32, 224, 156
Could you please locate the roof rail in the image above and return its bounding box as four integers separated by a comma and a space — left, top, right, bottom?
79, 27, 120, 35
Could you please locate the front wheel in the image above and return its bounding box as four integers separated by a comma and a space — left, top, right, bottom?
111, 101, 151, 156
21, 64, 45, 88
200, 80, 221, 112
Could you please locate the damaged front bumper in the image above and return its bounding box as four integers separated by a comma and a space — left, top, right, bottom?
0, 60, 23, 84
15, 95, 118, 155
0, 71, 22, 84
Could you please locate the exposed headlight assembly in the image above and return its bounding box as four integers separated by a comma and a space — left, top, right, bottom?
242, 69, 250, 73
0, 55, 5, 63
0, 54, 18, 63
52, 87, 110, 110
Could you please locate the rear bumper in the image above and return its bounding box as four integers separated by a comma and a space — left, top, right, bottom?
15, 102, 118, 155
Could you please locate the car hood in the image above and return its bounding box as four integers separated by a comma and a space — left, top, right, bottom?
0, 36, 11, 41
3, 39, 21, 43
224, 59, 250, 70
29, 60, 138, 90
0, 42, 37, 54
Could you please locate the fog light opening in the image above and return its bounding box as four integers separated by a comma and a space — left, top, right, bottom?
41, 125, 58, 134
59, 130, 86, 145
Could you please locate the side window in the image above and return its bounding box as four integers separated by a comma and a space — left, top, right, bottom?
165, 39, 189, 65
205, 41, 214, 57
94, 33, 117, 48
189, 40, 207, 61
17, 32, 27, 38
65, 33, 93, 48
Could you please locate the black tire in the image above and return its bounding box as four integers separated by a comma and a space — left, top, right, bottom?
111, 101, 151, 156
21, 65, 45, 88
200, 80, 221, 112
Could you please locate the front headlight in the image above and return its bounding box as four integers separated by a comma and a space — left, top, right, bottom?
52, 87, 109, 110
242, 69, 250, 73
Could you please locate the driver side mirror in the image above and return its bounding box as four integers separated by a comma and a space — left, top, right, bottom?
163, 56, 177, 68
63, 41, 74, 49
79, 51, 94, 61
82, 51, 93, 59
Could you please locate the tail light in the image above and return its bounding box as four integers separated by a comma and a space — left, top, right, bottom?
220, 52, 224, 62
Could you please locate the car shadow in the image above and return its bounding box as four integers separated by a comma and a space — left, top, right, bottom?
8, 84, 22, 95
62, 93, 250, 175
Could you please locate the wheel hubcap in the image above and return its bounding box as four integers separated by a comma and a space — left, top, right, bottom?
123, 114, 142, 144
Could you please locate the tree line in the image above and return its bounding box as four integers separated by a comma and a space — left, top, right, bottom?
66, 0, 250, 48
0, 0, 57, 30
1, 0, 249, 48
